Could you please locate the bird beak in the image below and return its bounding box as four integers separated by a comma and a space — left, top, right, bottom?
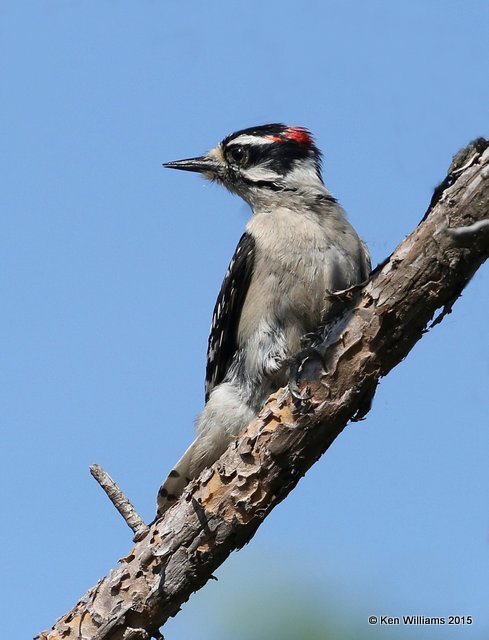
163, 155, 220, 174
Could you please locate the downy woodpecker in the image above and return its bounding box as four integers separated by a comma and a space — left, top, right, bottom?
156, 124, 370, 517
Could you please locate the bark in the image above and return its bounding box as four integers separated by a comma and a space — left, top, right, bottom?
39, 139, 489, 640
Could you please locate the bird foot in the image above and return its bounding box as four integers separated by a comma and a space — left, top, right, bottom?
325, 278, 370, 302
288, 346, 325, 403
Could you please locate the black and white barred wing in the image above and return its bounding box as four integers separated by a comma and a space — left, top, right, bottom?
205, 232, 255, 401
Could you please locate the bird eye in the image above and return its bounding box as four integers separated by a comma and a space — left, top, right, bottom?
227, 145, 247, 164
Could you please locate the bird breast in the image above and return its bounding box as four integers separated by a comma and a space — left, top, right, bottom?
237, 206, 359, 349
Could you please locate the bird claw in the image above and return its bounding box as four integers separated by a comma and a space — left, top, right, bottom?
325, 278, 370, 302
288, 346, 325, 404
299, 331, 323, 350
288, 375, 312, 402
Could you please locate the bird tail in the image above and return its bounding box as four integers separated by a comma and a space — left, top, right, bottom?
155, 439, 199, 518
154, 386, 251, 520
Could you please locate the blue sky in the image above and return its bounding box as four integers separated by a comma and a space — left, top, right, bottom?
2, 2, 489, 639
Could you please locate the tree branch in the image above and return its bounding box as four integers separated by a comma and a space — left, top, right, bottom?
39, 139, 489, 640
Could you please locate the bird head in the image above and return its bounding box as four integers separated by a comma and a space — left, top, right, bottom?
164, 124, 325, 207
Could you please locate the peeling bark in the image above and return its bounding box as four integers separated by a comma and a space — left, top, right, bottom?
39, 139, 489, 640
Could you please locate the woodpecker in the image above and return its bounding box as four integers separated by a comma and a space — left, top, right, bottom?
156, 124, 370, 518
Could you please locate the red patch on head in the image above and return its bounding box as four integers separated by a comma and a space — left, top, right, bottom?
283, 127, 313, 145
266, 127, 313, 146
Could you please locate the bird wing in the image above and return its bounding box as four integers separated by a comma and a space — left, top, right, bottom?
205, 232, 255, 401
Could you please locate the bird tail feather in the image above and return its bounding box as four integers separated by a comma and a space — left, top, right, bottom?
155, 438, 201, 518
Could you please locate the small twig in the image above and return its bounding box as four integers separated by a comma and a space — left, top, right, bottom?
90, 464, 149, 541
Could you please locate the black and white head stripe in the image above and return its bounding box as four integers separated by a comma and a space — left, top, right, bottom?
220, 123, 323, 182
221, 124, 317, 149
